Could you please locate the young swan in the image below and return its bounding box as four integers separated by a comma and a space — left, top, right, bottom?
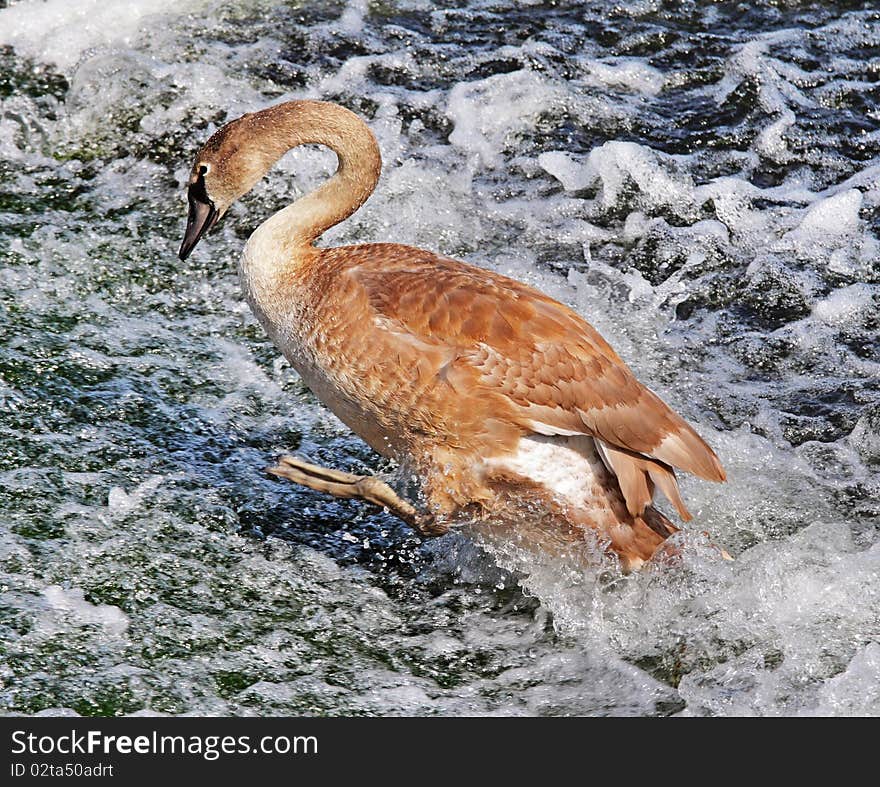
179, 100, 726, 571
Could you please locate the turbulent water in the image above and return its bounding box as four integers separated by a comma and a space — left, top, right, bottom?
0, 0, 878, 717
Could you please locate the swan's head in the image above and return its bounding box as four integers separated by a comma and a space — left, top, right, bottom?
178, 112, 281, 260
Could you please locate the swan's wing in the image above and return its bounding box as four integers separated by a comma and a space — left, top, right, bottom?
343, 246, 725, 517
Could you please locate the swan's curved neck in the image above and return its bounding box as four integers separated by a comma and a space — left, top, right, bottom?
251, 100, 382, 249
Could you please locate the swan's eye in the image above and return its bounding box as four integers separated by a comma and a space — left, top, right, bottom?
198, 163, 210, 176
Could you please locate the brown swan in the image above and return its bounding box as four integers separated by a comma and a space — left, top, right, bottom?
178, 100, 726, 571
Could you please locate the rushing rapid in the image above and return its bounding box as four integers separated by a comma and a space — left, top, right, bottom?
0, 0, 878, 716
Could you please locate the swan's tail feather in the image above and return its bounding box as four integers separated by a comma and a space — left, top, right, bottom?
647, 465, 692, 522
649, 417, 727, 483
597, 441, 693, 521
600, 443, 653, 518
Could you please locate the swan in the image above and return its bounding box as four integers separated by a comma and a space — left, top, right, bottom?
178, 100, 726, 571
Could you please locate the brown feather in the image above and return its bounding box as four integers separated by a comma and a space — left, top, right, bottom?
648, 464, 693, 522
600, 444, 654, 518
598, 442, 693, 521
344, 251, 724, 483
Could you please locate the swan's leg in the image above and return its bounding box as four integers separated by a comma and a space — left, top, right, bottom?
266, 454, 447, 536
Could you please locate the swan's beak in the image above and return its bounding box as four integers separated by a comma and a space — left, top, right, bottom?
178, 183, 219, 261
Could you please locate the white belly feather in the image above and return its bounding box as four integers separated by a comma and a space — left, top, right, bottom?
486, 434, 613, 512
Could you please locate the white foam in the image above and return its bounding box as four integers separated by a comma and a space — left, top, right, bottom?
538, 151, 596, 192
812, 283, 875, 327
107, 476, 165, 516
447, 69, 564, 168
720, 37, 814, 116
813, 643, 880, 716
41, 586, 129, 636
338, 0, 369, 36
582, 58, 666, 96
789, 189, 863, 240
587, 141, 695, 212
849, 411, 880, 464
755, 109, 796, 161
0, 0, 206, 72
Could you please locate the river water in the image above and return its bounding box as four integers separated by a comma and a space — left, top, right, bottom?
0, 0, 878, 716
